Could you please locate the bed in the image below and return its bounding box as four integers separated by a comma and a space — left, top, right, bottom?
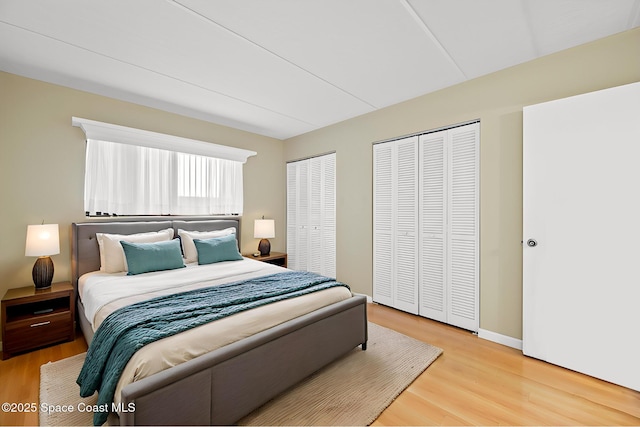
71, 216, 368, 425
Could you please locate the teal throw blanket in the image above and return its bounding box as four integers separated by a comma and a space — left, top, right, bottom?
77, 270, 349, 425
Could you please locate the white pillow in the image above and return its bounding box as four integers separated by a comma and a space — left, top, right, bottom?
96, 228, 174, 273
178, 227, 236, 263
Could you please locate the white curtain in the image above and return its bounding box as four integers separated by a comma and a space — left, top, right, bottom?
84, 139, 243, 215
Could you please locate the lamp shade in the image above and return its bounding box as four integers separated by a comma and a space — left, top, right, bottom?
25, 224, 60, 257
254, 219, 275, 239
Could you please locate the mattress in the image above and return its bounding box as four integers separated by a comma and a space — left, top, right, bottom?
78, 258, 353, 404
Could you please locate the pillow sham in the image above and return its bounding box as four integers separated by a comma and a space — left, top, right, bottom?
96, 228, 174, 273
120, 239, 185, 276
193, 234, 243, 265
178, 227, 236, 263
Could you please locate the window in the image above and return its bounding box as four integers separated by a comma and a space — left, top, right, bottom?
73, 117, 256, 216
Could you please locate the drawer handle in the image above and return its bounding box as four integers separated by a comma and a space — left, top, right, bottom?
30, 321, 51, 328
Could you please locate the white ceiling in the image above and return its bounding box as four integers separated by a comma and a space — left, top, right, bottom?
1, 0, 639, 140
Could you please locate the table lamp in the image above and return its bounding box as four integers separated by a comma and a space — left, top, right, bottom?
254, 218, 275, 256
25, 223, 60, 289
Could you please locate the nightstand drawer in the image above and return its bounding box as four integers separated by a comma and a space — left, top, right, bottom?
3, 311, 73, 353
2, 282, 75, 359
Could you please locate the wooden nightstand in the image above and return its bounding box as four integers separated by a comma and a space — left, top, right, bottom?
1, 282, 75, 359
244, 251, 288, 268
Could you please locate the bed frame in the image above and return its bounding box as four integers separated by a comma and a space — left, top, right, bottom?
71, 216, 368, 425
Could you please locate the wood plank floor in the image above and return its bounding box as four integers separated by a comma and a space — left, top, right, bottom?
368, 303, 640, 426
0, 332, 88, 426
1, 303, 638, 426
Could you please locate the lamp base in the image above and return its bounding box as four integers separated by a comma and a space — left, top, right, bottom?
258, 239, 271, 256
33, 256, 54, 289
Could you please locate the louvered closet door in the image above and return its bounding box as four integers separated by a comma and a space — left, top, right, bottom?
321, 154, 336, 278
419, 131, 447, 322
308, 157, 323, 274
418, 122, 479, 331
394, 137, 419, 314
286, 163, 298, 270
308, 154, 336, 277
375, 124, 478, 328
291, 160, 309, 272
373, 138, 418, 313
373, 143, 394, 307
287, 153, 336, 276
447, 123, 479, 331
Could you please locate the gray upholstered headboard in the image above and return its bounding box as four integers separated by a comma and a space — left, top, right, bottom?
71, 216, 241, 290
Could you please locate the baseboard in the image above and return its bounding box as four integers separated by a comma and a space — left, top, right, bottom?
478, 328, 522, 350
366, 301, 522, 350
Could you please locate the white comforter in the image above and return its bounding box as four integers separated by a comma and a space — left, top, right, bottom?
79, 257, 284, 330
78, 258, 353, 404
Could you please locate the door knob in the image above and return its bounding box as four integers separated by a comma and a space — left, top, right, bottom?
526, 239, 538, 247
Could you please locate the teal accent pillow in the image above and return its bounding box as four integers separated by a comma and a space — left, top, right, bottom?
120, 239, 186, 275
193, 234, 243, 265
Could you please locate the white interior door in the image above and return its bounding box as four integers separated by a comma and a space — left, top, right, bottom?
523, 82, 640, 392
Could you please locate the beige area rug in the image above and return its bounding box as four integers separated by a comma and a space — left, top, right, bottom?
40, 322, 442, 426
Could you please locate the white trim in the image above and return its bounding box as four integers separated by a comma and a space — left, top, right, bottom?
478, 328, 523, 350
72, 117, 256, 163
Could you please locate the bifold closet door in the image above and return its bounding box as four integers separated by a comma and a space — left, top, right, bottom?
446, 124, 479, 332
373, 142, 394, 307
286, 160, 308, 271
395, 137, 419, 314
374, 124, 477, 328
419, 123, 479, 332
308, 154, 336, 278
287, 153, 336, 277
373, 137, 419, 314
418, 130, 447, 323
